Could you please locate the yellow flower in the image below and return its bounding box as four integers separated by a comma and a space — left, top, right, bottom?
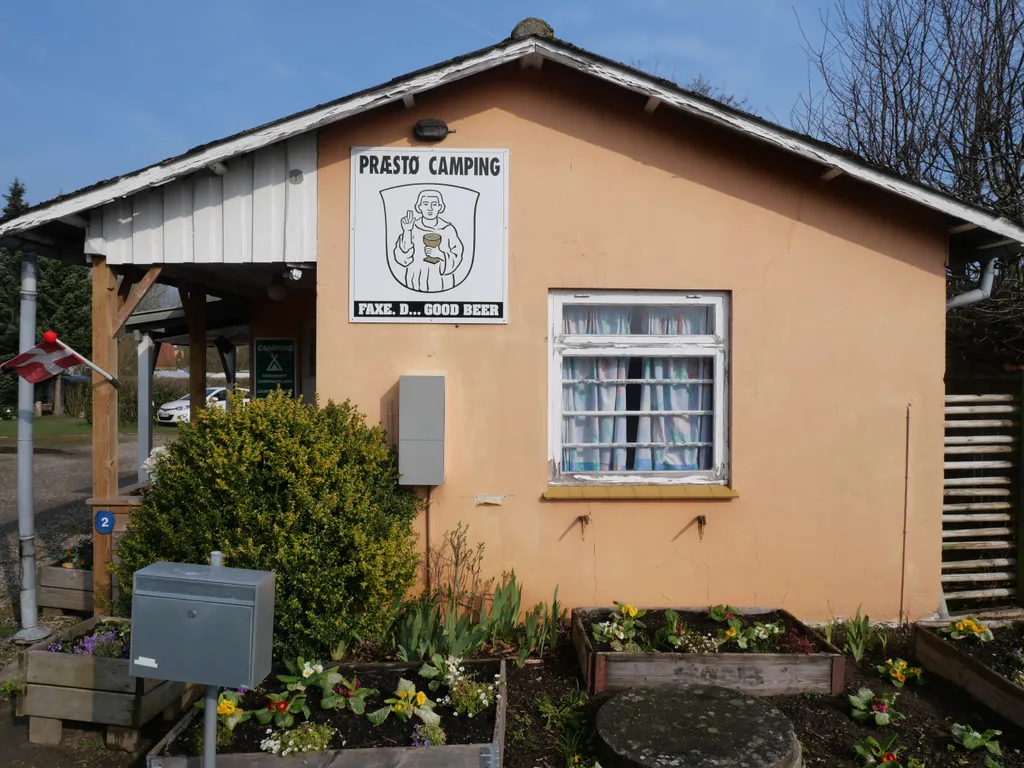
725, 627, 737, 639
885, 659, 893, 666
912, 668, 922, 676
623, 605, 638, 618
573, 756, 581, 765
216, 700, 237, 716
397, 691, 408, 698
895, 672, 906, 683
898, 660, 907, 669
955, 622, 965, 631
890, 669, 899, 678
415, 691, 426, 706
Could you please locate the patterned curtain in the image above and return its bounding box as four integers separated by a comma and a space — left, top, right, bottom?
561, 306, 631, 471
635, 308, 713, 471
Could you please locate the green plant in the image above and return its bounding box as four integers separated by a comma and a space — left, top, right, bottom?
321, 674, 378, 715
852, 734, 924, 766
277, 658, 338, 693
367, 678, 439, 726
592, 601, 647, 652
254, 692, 310, 728
950, 723, 1002, 766
259, 722, 335, 756
0, 679, 19, 700
411, 722, 447, 747
709, 604, 740, 622
844, 606, 881, 663
717, 618, 785, 652
330, 628, 362, 662
194, 690, 251, 738
113, 391, 422, 658
486, 570, 522, 647
940, 617, 995, 642
823, 606, 838, 646
57, 540, 92, 570
537, 687, 588, 732
509, 713, 542, 750
517, 602, 549, 667
439, 607, 490, 659
420, 654, 498, 716
877, 658, 923, 688
548, 585, 566, 649
656, 608, 718, 652
849, 688, 904, 726
392, 596, 444, 662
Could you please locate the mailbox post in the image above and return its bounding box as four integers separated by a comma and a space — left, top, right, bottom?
129, 554, 274, 767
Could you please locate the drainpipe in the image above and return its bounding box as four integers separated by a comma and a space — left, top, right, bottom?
947, 257, 997, 310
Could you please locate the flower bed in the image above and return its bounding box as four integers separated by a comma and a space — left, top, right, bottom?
148, 659, 507, 767
572, 604, 844, 696
16, 616, 190, 750
37, 542, 94, 615
914, 617, 1024, 730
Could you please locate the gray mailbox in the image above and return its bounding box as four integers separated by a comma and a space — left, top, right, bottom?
129, 561, 275, 690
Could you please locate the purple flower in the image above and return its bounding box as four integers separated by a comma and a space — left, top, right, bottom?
45, 641, 64, 653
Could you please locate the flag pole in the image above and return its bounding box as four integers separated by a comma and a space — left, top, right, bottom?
51, 336, 120, 389
12, 252, 50, 644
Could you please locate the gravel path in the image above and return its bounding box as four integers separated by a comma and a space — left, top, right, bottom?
0, 429, 172, 624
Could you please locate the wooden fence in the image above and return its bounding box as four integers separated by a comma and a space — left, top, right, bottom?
942, 393, 1021, 612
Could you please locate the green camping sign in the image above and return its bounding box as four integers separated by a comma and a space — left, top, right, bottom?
254, 338, 296, 397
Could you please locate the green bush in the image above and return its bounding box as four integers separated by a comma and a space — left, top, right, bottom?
113, 390, 422, 658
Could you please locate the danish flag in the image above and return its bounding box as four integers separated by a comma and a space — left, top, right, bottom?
0, 338, 85, 384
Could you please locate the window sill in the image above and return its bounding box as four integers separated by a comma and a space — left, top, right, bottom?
542, 486, 739, 501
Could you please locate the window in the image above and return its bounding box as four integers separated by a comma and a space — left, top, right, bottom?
549, 291, 728, 485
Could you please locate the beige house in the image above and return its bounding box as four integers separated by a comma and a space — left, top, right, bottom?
3, 21, 1023, 621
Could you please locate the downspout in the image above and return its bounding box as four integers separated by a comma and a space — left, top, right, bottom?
947, 257, 997, 310
936, 256, 998, 619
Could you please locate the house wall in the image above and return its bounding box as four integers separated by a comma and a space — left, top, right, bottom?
251, 288, 316, 400
314, 64, 948, 621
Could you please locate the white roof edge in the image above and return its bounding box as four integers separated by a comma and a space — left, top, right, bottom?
3, 35, 1023, 247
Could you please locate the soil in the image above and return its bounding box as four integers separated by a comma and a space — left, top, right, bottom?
579, 608, 822, 654
167, 661, 499, 755
504, 625, 1024, 767
945, 621, 1024, 682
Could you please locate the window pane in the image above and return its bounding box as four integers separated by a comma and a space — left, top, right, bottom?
562, 304, 713, 335
561, 356, 714, 472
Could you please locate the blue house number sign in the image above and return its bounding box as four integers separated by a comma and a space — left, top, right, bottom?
94, 510, 115, 535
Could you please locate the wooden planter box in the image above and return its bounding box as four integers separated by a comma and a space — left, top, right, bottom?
572, 606, 845, 696
16, 616, 191, 751
36, 561, 93, 614
146, 659, 508, 768
914, 621, 1024, 729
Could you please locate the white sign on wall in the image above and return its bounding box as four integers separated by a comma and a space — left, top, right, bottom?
350, 147, 509, 324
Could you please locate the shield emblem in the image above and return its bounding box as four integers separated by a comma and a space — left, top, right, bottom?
380, 183, 479, 293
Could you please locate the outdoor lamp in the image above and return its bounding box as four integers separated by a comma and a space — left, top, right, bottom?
266, 274, 288, 301
413, 118, 451, 142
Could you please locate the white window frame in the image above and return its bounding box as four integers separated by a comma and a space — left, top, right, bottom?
548, 290, 729, 486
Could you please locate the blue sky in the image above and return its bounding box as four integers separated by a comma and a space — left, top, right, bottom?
0, 0, 829, 205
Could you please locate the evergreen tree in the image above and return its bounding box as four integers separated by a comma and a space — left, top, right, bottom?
0, 179, 92, 408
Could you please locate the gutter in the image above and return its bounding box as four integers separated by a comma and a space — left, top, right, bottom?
947, 258, 997, 310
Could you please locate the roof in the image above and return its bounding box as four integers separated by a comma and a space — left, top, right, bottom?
2, 31, 1023, 252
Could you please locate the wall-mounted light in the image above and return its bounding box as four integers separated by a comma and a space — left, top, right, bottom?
413, 119, 453, 142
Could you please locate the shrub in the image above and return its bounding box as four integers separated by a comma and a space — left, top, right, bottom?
113, 390, 422, 658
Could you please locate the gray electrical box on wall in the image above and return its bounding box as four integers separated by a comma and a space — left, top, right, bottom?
398, 375, 445, 486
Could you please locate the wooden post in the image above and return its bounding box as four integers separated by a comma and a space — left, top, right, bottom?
91, 257, 118, 616
180, 286, 206, 423
53, 374, 62, 417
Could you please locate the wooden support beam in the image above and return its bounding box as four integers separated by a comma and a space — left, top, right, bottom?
978, 237, 1020, 250
949, 221, 979, 234
402, 93, 415, 110
208, 161, 228, 176
179, 284, 207, 423
521, 52, 544, 70
111, 266, 162, 338
821, 167, 844, 181
91, 256, 118, 616
644, 97, 660, 114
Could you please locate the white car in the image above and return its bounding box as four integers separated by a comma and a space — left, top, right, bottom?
156, 387, 250, 424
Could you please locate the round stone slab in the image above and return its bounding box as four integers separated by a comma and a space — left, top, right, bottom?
596, 685, 801, 768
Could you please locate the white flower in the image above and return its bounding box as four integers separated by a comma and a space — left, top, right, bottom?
302, 664, 314, 678
314, 664, 324, 674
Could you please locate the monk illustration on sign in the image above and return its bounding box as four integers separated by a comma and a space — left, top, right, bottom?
392, 189, 465, 292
